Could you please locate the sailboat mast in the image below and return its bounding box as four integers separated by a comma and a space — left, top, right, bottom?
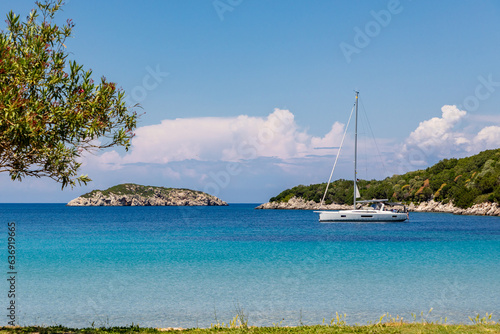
353, 91, 359, 209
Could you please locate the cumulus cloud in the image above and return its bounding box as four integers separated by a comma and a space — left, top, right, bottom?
403, 105, 468, 154
474, 126, 500, 149
96, 108, 347, 167
398, 105, 500, 169
75, 108, 356, 202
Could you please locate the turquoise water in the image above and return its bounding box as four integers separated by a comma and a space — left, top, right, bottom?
1, 203, 499, 327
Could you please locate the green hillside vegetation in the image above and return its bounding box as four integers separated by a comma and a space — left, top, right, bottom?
269, 149, 500, 209
81, 183, 202, 199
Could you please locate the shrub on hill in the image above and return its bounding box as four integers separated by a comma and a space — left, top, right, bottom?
269, 149, 500, 209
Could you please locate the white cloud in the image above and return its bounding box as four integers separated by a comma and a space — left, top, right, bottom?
73, 108, 354, 202
162, 167, 181, 179
474, 126, 500, 149
96, 108, 347, 167
4, 106, 354, 204
398, 105, 500, 169
311, 122, 346, 149
89, 150, 124, 170
403, 105, 467, 153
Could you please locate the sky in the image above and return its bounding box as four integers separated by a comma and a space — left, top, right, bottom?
1, 0, 500, 203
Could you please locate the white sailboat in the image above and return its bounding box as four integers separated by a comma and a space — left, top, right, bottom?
315, 92, 408, 223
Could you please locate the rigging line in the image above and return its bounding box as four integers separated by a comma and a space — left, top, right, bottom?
320, 104, 355, 209
359, 97, 388, 176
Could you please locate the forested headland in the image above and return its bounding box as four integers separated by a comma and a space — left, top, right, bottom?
269, 149, 500, 209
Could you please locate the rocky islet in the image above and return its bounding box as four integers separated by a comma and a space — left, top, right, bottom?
67, 184, 227, 206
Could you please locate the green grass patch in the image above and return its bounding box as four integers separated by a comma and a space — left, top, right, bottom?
1, 323, 500, 334
2, 312, 499, 333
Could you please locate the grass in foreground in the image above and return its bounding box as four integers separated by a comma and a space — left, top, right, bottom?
2, 313, 499, 334
1, 323, 500, 334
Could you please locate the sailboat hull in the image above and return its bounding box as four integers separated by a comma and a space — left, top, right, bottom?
315, 209, 408, 223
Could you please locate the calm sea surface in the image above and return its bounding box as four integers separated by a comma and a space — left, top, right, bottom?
1, 203, 499, 328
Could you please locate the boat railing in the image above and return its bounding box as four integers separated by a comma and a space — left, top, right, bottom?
356, 199, 408, 213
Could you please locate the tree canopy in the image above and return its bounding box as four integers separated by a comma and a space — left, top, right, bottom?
0, 0, 138, 188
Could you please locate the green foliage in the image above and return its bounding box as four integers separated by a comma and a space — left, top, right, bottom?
271, 180, 356, 205
469, 312, 495, 325
0, 0, 138, 188
80, 183, 201, 198
269, 149, 500, 208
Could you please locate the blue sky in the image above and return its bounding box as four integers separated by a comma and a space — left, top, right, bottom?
1, 0, 500, 203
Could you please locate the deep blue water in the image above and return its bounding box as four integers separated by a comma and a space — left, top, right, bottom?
1, 203, 499, 328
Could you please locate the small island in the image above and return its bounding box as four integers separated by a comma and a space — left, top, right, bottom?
67, 183, 228, 206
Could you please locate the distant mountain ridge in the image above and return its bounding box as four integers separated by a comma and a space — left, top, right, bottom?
262, 148, 500, 211
67, 183, 228, 206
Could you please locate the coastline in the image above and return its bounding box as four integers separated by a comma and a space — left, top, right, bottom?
255, 197, 500, 216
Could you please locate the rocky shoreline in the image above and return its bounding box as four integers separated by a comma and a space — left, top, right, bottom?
255, 197, 500, 216
408, 200, 500, 216
255, 196, 351, 210
67, 184, 227, 207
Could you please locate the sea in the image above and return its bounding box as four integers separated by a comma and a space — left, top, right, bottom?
1, 203, 499, 328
